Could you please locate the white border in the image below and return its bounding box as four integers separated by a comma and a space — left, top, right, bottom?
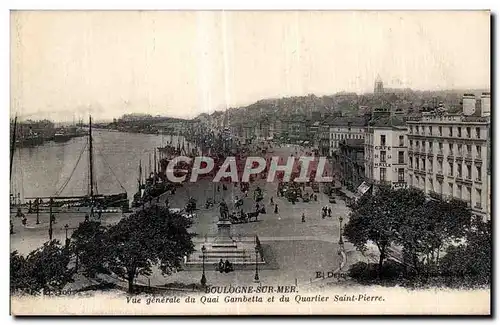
2, 1, 498, 324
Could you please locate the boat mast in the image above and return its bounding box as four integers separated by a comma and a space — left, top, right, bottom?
10, 115, 17, 180
88, 116, 95, 217
148, 153, 152, 180
153, 148, 157, 185
138, 160, 142, 189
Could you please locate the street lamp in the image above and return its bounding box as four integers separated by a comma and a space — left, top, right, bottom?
200, 245, 207, 287
64, 224, 70, 247
338, 216, 344, 247
254, 245, 260, 283
36, 198, 40, 225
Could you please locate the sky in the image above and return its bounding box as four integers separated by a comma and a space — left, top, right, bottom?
10, 10, 490, 122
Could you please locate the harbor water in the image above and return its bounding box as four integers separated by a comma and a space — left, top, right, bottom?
10, 130, 193, 203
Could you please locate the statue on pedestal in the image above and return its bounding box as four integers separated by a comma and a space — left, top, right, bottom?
219, 200, 229, 221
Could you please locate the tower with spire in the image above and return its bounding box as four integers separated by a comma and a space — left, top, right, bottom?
374, 75, 384, 95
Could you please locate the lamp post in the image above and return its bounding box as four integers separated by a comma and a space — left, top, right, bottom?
36, 198, 40, 225
200, 245, 207, 287
254, 245, 260, 283
64, 224, 70, 247
338, 216, 344, 247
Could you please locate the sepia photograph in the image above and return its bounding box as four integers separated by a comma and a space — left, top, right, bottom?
9, 10, 491, 316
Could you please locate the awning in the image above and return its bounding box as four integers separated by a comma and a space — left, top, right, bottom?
356, 181, 371, 196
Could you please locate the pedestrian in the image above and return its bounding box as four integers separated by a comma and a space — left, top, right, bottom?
22, 216, 27, 227
301, 213, 306, 223
51, 213, 56, 224
10, 220, 14, 235
328, 207, 332, 218
274, 204, 279, 214
85, 214, 89, 222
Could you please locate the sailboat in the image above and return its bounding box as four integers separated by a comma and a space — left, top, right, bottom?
25, 116, 129, 213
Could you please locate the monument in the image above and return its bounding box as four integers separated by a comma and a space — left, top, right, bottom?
185, 201, 265, 270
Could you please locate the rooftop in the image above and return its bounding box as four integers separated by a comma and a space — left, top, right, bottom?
324, 116, 368, 127
369, 115, 406, 128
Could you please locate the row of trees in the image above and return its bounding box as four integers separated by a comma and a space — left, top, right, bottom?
11, 206, 195, 295
344, 186, 491, 286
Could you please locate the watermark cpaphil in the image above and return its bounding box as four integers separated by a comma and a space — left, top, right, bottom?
162, 155, 334, 183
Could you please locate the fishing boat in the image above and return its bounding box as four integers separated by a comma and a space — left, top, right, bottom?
53, 131, 72, 143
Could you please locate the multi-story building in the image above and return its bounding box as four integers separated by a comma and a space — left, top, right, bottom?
318, 122, 331, 156
338, 139, 365, 192
406, 110, 491, 220
364, 116, 408, 188
329, 116, 368, 156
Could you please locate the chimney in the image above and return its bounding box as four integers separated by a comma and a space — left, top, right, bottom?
481, 92, 491, 117
462, 93, 476, 116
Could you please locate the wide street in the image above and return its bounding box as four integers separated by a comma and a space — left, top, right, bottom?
11, 143, 354, 289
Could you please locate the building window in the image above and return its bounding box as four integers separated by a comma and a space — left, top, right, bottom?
449, 182, 453, 194
428, 141, 433, 151
476, 166, 482, 181
380, 135, 386, 146
439, 126, 442, 136
416, 141, 420, 149
380, 168, 387, 182
476, 189, 482, 208
457, 164, 462, 178
409, 157, 413, 168
428, 126, 432, 135
416, 159, 420, 169
422, 158, 426, 171
467, 165, 472, 179
409, 140, 413, 148
398, 168, 405, 182
458, 127, 462, 137
457, 185, 462, 199
476, 127, 480, 138
410, 126, 413, 134
438, 142, 443, 153
398, 151, 404, 164
380, 151, 386, 163
476, 145, 481, 158
448, 143, 453, 155
399, 135, 404, 147
466, 145, 472, 156
409, 175, 413, 186
466, 127, 471, 138
428, 157, 433, 172
449, 127, 453, 137
438, 159, 443, 173
457, 144, 463, 155
448, 162, 453, 176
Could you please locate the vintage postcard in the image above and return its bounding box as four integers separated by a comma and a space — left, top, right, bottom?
10, 10, 491, 315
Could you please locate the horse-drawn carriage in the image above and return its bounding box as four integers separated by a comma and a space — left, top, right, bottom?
229, 211, 260, 224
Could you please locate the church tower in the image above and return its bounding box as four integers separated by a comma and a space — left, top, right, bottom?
374, 75, 384, 95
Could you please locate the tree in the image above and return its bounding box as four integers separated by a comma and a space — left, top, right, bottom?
10, 251, 29, 293
343, 186, 426, 277
70, 221, 110, 278
440, 218, 491, 285
398, 198, 472, 276
21, 240, 73, 295
106, 206, 195, 293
